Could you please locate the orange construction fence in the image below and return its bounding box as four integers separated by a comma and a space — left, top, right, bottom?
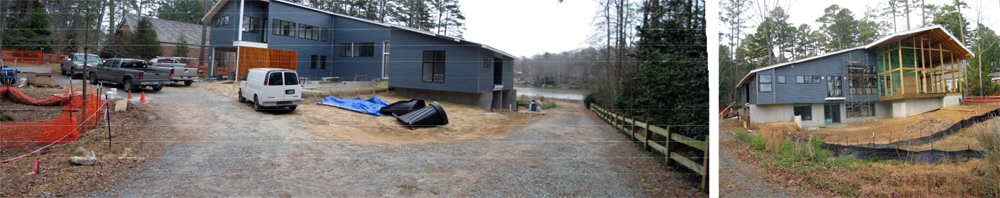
0, 48, 73, 65
0, 86, 104, 147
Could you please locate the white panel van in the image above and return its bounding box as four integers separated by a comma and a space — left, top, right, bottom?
239, 68, 302, 111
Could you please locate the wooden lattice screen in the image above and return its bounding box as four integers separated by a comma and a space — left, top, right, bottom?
236, 46, 297, 78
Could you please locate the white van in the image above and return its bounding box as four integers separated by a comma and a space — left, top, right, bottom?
239, 68, 302, 111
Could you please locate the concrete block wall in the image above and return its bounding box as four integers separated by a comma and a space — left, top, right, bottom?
891, 97, 943, 118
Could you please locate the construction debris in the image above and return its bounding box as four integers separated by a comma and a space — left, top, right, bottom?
394, 101, 449, 129
69, 147, 97, 166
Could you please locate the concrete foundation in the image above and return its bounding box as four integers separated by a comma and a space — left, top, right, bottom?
393, 87, 516, 111
891, 97, 943, 118
943, 94, 962, 107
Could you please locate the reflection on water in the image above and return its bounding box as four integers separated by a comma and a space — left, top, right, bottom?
515, 86, 587, 101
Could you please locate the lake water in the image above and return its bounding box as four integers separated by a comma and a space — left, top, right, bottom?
515, 86, 587, 101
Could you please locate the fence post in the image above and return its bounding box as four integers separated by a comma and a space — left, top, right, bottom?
643, 112, 650, 151
37, 50, 42, 65
701, 140, 709, 190
664, 125, 672, 165
630, 111, 636, 142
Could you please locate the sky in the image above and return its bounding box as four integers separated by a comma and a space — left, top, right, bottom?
722, 0, 1000, 40
461, 0, 599, 58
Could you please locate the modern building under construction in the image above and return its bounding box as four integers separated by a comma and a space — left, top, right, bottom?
736, 25, 971, 128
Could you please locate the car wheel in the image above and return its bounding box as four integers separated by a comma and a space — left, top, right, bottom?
184, 80, 192, 86
70, 68, 76, 78
152, 85, 163, 91
238, 89, 247, 102
288, 105, 297, 110
253, 96, 261, 111
123, 80, 135, 92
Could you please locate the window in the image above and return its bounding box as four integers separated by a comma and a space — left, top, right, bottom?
242, 16, 260, 33
272, 19, 295, 37
320, 56, 327, 69
297, 24, 320, 40
483, 56, 491, 68
267, 72, 283, 86
759, 74, 772, 92
827, 76, 843, 97
283, 72, 299, 85
422, 51, 445, 82
849, 65, 878, 95
794, 104, 812, 120
338, 43, 375, 57
847, 101, 876, 117
321, 28, 328, 42
311, 55, 318, 69
777, 75, 785, 84
795, 75, 822, 84
215, 15, 229, 26
262, 18, 267, 42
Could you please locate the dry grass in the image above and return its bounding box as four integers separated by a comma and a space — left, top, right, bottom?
809, 103, 1000, 145
974, 118, 1000, 193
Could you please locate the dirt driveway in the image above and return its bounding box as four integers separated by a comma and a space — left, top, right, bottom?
84, 83, 703, 196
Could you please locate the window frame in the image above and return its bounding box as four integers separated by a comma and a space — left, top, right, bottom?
215, 15, 229, 27
422, 51, 446, 83
793, 104, 812, 121
320, 55, 327, 69
310, 55, 318, 69
777, 75, 785, 84
827, 76, 843, 97
759, 74, 773, 92
242, 16, 260, 33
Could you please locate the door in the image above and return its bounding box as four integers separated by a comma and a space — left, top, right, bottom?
824, 103, 840, 124
493, 57, 503, 85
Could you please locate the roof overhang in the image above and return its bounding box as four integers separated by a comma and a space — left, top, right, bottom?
483, 45, 518, 59
735, 47, 862, 88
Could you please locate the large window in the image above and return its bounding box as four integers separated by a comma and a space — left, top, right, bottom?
242, 16, 260, 33
321, 28, 329, 42
272, 19, 295, 37
847, 101, 876, 117
422, 51, 446, 82
849, 65, 878, 95
339, 43, 374, 57
796, 75, 822, 84
215, 15, 229, 27
298, 24, 320, 40
311, 55, 318, 69
794, 104, 812, 120
827, 76, 843, 97
759, 74, 772, 92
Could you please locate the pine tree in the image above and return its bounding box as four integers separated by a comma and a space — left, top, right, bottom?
174, 35, 190, 57
128, 17, 162, 59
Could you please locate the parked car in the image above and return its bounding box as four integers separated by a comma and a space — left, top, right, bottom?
60, 53, 102, 77
239, 68, 302, 111
88, 58, 172, 92
149, 58, 198, 86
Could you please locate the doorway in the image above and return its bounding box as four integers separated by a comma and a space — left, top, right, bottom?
824, 103, 840, 125
493, 57, 503, 85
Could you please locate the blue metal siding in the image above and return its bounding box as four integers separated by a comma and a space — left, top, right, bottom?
329, 17, 390, 79
388, 29, 483, 93
477, 50, 493, 92
209, 0, 239, 47
238, 1, 268, 43
760, 49, 880, 104
266, 2, 335, 79
504, 56, 514, 90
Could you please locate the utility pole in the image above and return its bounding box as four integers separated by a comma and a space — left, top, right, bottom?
199, 0, 208, 69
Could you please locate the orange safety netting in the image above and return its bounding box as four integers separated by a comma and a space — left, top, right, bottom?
0, 86, 104, 147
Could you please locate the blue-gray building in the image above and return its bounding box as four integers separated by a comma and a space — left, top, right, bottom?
736, 26, 971, 128
201, 0, 517, 111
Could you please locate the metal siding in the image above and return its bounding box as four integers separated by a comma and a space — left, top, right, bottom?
266, 3, 335, 79
209, 0, 239, 47
388, 29, 482, 93
763, 49, 880, 104
504, 56, 514, 90
330, 17, 391, 80
477, 50, 492, 92
238, 1, 267, 43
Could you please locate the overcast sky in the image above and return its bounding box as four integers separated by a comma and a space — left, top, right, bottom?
461, 0, 599, 58
723, 0, 1000, 39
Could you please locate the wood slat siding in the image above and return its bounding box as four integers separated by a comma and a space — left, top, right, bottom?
329, 17, 390, 80
590, 104, 708, 190
236, 47, 296, 77
267, 2, 337, 79
388, 29, 484, 93
744, 49, 880, 105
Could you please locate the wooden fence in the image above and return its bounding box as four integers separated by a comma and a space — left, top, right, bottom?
589, 104, 708, 190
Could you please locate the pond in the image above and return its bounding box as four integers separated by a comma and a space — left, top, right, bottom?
515, 86, 587, 101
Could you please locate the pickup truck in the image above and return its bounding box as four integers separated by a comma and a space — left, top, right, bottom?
60, 53, 103, 77
149, 58, 197, 86
88, 58, 172, 92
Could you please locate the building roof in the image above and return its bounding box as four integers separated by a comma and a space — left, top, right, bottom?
736, 25, 973, 88
200, 0, 516, 59
122, 14, 211, 47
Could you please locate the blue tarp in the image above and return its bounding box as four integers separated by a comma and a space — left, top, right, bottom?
315, 96, 389, 116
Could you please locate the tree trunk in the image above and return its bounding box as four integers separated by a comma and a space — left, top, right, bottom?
0, 0, 8, 52
905, 0, 910, 30
200, 0, 209, 66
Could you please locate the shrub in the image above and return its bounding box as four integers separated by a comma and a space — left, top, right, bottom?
0, 113, 12, 121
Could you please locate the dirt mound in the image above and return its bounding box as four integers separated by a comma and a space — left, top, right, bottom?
904, 117, 951, 134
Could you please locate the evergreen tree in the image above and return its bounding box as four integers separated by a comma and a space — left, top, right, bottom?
157, 0, 207, 24
128, 17, 162, 59
2, 8, 52, 50
174, 35, 190, 57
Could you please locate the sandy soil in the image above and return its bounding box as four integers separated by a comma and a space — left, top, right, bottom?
197, 82, 536, 145
806, 103, 1000, 144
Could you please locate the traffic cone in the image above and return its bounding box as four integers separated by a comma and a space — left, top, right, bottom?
140, 91, 146, 103
128, 91, 133, 99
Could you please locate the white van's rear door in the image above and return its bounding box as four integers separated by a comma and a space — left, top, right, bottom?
263, 71, 285, 102
281, 72, 301, 102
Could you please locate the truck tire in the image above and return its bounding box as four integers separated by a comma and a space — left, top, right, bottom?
89, 73, 98, 85
288, 105, 297, 110
123, 79, 136, 92
184, 80, 192, 86
61, 66, 67, 75
152, 85, 163, 91
238, 89, 247, 102
253, 96, 261, 111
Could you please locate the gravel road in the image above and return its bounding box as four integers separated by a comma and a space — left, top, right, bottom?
86, 83, 702, 196
720, 132, 801, 198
